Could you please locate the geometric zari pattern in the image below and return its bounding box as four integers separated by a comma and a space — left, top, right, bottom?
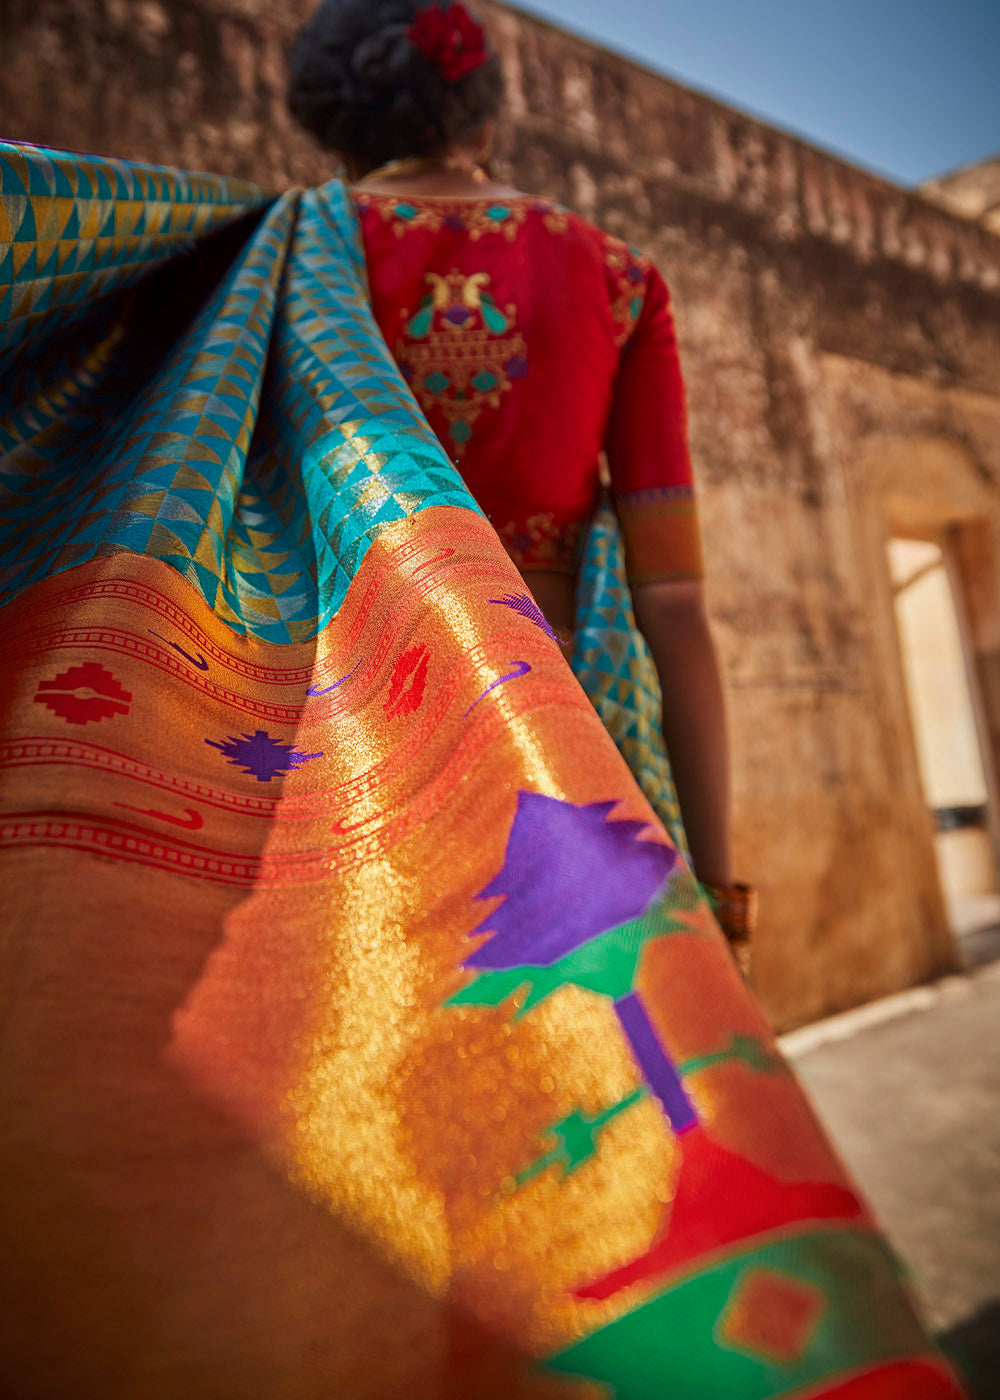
0, 140, 267, 359
572, 495, 689, 855
0, 141, 478, 641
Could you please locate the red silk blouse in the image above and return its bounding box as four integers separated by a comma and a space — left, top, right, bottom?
353, 191, 703, 583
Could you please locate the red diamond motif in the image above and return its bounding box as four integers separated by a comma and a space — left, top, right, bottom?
34, 662, 132, 726
718, 1266, 826, 1365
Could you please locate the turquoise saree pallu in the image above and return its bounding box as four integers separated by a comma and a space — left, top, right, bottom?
0, 140, 966, 1398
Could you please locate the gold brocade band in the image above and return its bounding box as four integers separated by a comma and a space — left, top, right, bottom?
617, 496, 705, 584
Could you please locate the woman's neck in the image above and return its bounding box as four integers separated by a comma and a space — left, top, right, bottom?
352, 153, 521, 200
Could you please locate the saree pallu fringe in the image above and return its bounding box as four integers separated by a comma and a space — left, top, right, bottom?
0, 141, 966, 1399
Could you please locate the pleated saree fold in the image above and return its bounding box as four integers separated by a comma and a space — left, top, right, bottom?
0, 141, 965, 1399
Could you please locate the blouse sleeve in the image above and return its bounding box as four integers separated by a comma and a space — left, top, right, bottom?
605, 262, 704, 584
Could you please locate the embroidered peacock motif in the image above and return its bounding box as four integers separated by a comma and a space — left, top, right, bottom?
395, 268, 528, 458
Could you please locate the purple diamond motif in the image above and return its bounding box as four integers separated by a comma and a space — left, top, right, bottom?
205, 730, 323, 783
504, 354, 528, 379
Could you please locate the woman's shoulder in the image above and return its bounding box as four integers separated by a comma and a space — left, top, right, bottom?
509, 198, 663, 319
540, 205, 663, 346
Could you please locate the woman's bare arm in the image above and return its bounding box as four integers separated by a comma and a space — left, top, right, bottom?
631, 578, 732, 888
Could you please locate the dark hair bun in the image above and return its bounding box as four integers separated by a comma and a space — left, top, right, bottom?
287, 1, 503, 173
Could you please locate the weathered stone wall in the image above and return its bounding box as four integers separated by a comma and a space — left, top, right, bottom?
0, 0, 321, 187
4, 0, 1000, 1027
922, 154, 1000, 236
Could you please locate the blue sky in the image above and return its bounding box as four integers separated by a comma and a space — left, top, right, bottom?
514, 0, 1000, 186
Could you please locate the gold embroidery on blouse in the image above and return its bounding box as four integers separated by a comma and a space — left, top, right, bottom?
396, 270, 528, 458
604, 239, 650, 347
496, 513, 586, 571
355, 194, 572, 242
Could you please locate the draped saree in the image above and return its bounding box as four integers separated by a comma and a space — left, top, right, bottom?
0, 140, 966, 1398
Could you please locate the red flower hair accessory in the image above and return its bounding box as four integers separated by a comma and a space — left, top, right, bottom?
408, 3, 489, 83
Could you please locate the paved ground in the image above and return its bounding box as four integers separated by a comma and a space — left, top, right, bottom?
782, 953, 1000, 1399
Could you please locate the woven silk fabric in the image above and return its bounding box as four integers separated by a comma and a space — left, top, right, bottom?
0, 141, 966, 1399
571, 498, 689, 856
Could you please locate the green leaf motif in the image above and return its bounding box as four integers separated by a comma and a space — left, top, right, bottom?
405, 298, 433, 338
480, 297, 509, 334
679, 1034, 785, 1079
515, 1088, 648, 1187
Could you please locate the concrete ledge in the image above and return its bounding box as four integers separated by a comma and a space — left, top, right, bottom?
779, 954, 1000, 1059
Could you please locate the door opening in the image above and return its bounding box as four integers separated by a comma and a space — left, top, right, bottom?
888, 536, 1000, 956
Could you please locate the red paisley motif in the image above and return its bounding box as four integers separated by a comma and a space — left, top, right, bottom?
384, 643, 431, 720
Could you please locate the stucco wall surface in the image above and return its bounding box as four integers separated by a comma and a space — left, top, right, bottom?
3, 0, 1000, 1028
